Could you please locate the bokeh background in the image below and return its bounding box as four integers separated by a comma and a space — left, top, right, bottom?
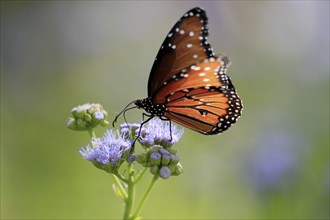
1, 1, 329, 219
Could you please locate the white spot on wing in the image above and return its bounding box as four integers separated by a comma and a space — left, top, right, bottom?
191, 65, 201, 71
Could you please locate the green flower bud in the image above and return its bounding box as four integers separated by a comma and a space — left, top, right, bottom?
136, 153, 148, 164
84, 113, 92, 122
101, 110, 108, 119
168, 148, 177, 155
66, 118, 77, 130
101, 120, 109, 126
150, 166, 159, 175
76, 118, 88, 130
74, 106, 87, 119
172, 162, 184, 176
150, 152, 161, 166
170, 155, 180, 165
161, 154, 171, 166
151, 145, 162, 153
87, 107, 94, 115
66, 103, 109, 131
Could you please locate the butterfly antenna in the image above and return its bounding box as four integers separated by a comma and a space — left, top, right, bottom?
112, 100, 137, 127
122, 106, 138, 125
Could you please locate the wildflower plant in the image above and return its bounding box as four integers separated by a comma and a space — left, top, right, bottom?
66, 103, 184, 219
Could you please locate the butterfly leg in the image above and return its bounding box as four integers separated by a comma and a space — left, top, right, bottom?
160, 116, 173, 142
131, 113, 154, 148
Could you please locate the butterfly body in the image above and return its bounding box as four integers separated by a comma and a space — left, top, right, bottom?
134, 98, 166, 118
115, 7, 242, 135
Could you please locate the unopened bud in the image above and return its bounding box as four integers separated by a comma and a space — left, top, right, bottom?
66, 103, 109, 131
150, 152, 161, 166
150, 166, 159, 175
159, 166, 171, 179
172, 163, 184, 176
161, 154, 171, 166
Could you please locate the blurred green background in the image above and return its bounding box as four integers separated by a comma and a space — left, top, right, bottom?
1, 1, 329, 219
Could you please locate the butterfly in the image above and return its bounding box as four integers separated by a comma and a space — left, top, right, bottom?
113, 7, 242, 135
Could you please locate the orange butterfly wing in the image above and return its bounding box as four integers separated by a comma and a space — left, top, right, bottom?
148, 7, 214, 97
155, 56, 242, 134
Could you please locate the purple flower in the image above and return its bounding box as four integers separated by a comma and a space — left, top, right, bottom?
138, 118, 184, 147
159, 148, 170, 155
159, 166, 172, 179
120, 123, 141, 139
245, 132, 300, 192
79, 130, 131, 172
93, 112, 104, 121
150, 152, 162, 160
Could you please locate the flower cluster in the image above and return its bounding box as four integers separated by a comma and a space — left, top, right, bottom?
138, 118, 184, 148
68, 99, 185, 218
66, 103, 109, 131
136, 145, 183, 179
77, 117, 184, 178
79, 130, 132, 173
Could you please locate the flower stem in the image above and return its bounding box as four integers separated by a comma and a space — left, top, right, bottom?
123, 164, 135, 220
131, 175, 159, 219
87, 128, 96, 138
115, 172, 129, 184
113, 174, 128, 199
134, 167, 148, 184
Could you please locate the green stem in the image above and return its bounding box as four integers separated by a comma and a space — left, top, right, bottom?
133, 167, 148, 184
123, 164, 135, 220
131, 175, 159, 219
113, 174, 128, 199
87, 128, 96, 138
116, 172, 129, 184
